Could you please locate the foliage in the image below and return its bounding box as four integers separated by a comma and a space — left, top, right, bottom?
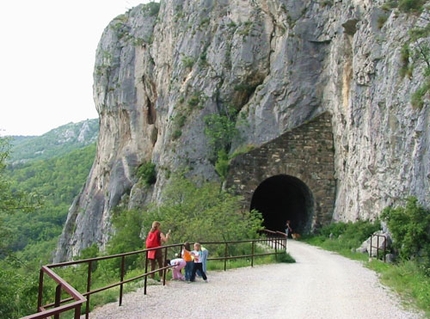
214, 149, 229, 180
0, 138, 43, 257
106, 209, 145, 270
7, 119, 98, 163
381, 196, 430, 273
0, 261, 40, 319
398, 0, 426, 13
277, 251, 296, 263
182, 56, 195, 68
402, 12, 430, 109
368, 259, 430, 316
0, 137, 48, 318
204, 112, 239, 160
141, 174, 264, 246
411, 85, 429, 109
143, 2, 161, 17
307, 219, 430, 316
316, 220, 381, 243
4, 144, 96, 254
136, 161, 156, 186
307, 220, 381, 257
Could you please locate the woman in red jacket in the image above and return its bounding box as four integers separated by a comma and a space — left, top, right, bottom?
146, 221, 170, 280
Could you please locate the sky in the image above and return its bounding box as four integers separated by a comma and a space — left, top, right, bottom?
0, 0, 150, 136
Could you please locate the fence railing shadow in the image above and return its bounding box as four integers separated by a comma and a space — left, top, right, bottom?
22, 231, 287, 319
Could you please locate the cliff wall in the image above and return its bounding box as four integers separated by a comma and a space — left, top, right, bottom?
54, 0, 430, 262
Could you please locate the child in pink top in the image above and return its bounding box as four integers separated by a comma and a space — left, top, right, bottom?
168, 257, 186, 280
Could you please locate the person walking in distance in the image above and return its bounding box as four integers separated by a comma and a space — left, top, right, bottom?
145, 221, 171, 280
285, 220, 293, 238
190, 242, 208, 282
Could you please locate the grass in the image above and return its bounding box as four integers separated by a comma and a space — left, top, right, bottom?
367, 260, 430, 316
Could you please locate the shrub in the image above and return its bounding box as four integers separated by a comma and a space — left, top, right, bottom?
381, 197, 430, 271
136, 161, 156, 186
214, 150, 229, 180
141, 174, 264, 246
398, 0, 426, 13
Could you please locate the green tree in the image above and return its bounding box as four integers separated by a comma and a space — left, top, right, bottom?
204, 112, 239, 160
381, 197, 430, 274
0, 137, 41, 317
0, 138, 41, 256
141, 174, 263, 246
106, 209, 145, 270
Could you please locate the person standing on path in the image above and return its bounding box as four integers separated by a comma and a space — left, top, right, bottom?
201, 245, 209, 273
285, 220, 293, 238
190, 242, 208, 282
197, 245, 209, 277
145, 221, 170, 280
182, 242, 193, 281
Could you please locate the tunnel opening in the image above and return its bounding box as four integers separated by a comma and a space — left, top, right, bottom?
250, 174, 314, 236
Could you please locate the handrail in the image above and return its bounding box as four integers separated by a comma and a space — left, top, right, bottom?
21, 266, 86, 319
22, 231, 285, 319
369, 232, 387, 262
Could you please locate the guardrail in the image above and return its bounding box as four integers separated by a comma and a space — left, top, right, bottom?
21, 231, 286, 319
369, 232, 387, 262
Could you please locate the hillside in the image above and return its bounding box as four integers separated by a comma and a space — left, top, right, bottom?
4, 119, 98, 263
8, 118, 98, 164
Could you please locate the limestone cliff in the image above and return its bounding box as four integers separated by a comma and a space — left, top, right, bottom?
54, 0, 430, 262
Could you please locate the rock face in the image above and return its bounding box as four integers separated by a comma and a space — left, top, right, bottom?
54, 0, 430, 262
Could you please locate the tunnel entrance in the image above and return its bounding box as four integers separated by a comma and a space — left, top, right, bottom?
250, 174, 313, 235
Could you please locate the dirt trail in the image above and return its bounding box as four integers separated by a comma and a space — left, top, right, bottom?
85, 240, 424, 319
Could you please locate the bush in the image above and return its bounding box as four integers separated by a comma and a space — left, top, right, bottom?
141, 174, 264, 247
136, 161, 156, 186
398, 0, 426, 12
214, 150, 229, 180
308, 220, 381, 255
381, 197, 430, 271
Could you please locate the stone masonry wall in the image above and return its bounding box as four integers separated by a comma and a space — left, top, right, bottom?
226, 112, 336, 230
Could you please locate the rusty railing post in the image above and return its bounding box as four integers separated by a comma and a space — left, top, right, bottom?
86, 260, 93, 319
144, 251, 149, 295
251, 240, 255, 267
54, 284, 61, 319
119, 255, 126, 306
37, 268, 44, 314
224, 243, 228, 271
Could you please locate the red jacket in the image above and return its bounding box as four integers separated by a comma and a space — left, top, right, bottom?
146, 229, 161, 259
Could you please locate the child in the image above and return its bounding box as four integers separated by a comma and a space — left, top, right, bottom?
181, 242, 193, 281
190, 242, 208, 282
167, 256, 186, 280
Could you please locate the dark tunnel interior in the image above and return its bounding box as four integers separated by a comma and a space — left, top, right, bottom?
250, 174, 313, 235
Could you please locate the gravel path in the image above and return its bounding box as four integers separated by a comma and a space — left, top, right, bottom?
85, 240, 424, 319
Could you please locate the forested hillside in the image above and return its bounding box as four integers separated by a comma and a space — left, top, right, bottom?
4, 120, 98, 262
0, 121, 98, 317
9, 119, 98, 163
5, 143, 96, 262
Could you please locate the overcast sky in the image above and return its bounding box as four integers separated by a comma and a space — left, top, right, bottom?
0, 0, 150, 136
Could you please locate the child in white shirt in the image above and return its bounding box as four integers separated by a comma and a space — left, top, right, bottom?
190, 243, 208, 282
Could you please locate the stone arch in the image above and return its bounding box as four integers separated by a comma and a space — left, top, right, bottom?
250, 174, 313, 234
226, 112, 336, 233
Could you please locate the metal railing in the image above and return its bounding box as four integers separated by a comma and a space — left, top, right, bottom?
369, 232, 387, 262
21, 231, 286, 319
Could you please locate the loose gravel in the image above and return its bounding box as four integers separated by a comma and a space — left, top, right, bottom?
84, 240, 425, 319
